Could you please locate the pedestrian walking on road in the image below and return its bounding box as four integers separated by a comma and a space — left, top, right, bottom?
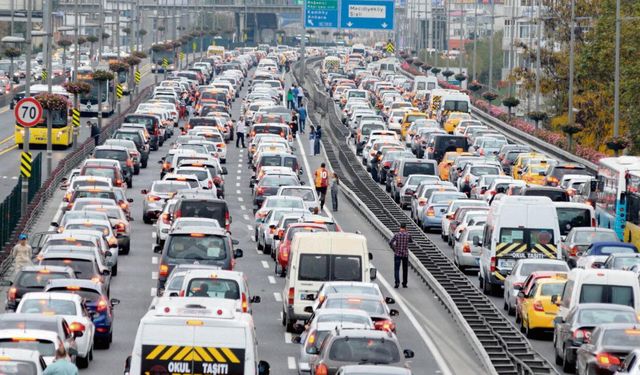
330, 173, 340, 212
236, 116, 246, 148
298, 104, 307, 133
314, 126, 322, 156
389, 223, 412, 288
286, 87, 295, 109
11, 233, 32, 274
292, 85, 299, 110
308, 125, 315, 156
314, 163, 329, 210
296, 86, 304, 107
290, 111, 298, 138
89, 120, 100, 147
43, 345, 78, 375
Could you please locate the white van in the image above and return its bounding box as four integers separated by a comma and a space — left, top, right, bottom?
437, 92, 471, 124
127, 298, 270, 375
413, 76, 438, 93
554, 268, 640, 321
281, 232, 375, 332
479, 196, 562, 295
553, 202, 596, 239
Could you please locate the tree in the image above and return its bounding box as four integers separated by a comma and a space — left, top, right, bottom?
87, 35, 99, 60
58, 39, 73, 70
502, 96, 520, 120
463, 30, 504, 88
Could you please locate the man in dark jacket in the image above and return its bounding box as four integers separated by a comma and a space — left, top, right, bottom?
89, 120, 100, 147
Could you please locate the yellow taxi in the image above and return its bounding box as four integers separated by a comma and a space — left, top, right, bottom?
512, 152, 547, 180
400, 111, 429, 139
438, 151, 473, 181
443, 112, 471, 134
520, 161, 551, 186
519, 275, 567, 337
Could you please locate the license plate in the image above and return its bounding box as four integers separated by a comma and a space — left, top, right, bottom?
498, 258, 516, 269
456, 148, 463, 152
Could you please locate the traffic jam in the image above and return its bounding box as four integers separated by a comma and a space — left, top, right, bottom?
1, 42, 640, 375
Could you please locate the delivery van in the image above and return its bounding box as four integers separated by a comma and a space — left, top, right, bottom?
553, 268, 640, 321
126, 297, 270, 375
478, 196, 561, 295
281, 232, 375, 332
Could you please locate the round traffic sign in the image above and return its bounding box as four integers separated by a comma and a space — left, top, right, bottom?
14, 97, 44, 128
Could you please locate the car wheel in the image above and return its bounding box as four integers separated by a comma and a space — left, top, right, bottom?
76, 353, 90, 369
143, 215, 152, 224
562, 347, 575, 373
134, 166, 140, 175
503, 298, 508, 311
524, 320, 535, 338
122, 245, 130, 255
111, 264, 118, 276
264, 241, 271, 255
555, 344, 563, 366
285, 315, 295, 333
95, 336, 110, 350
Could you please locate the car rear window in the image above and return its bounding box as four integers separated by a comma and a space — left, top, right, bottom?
47, 287, 101, 303
403, 162, 435, 176
328, 337, 400, 363
588, 246, 637, 256
167, 234, 227, 260
266, 199, 304, 209
83, 167, 115, 179
574, 231, 618, 243
185, 278, 239, 299
262, 176, 298, 186
177, 200, 226, 226
325, 297, 386, 315
20, 299, 77, 315
602, 328, 640, 347
298, 255, 361, 282
523, 189, 568, 202
0, 339, 55, 357
17, 271, 68, 288
579, 284, 634, 307
577, 308, 636, 324
74, 191, 115, 200
557, 208, 592, 235
540, 282, 565, 296
40, 259, 95, 279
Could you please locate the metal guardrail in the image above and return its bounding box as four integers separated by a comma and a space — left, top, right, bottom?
0, 86, 153, 277
296, 57, 560, 375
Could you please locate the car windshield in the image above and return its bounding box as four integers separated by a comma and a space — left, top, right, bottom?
0, 339, 55, 357
266, 199, 304, 209
577, 308, 637, 324
328, 337, 400, 364
574, 231, 618, 243
325, 298, 386, 315
17, 271, 68, 288
167, 234, 227, 260
298, 255, 361, 282
602, 329, 640, 347
20, 299, 77, 315
40, 259, 95, 279
185, 278, 240, 299
403, 163, 435, 176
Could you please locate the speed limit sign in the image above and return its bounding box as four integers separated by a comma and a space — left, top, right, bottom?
14, 97, 43, 128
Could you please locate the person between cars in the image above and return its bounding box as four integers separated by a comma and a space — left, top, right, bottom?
489, 186, 506, 205
236, 116, 246, 148
43, 345, 78, 375
298, 104, 307, 133
308, 125, 316, 156
11, 233, 32, 274
331, 173, 340, 212
314, 126, 322, 156
389, 223, 412, 289
314, 163, 329, 210
90, 120, 100, 147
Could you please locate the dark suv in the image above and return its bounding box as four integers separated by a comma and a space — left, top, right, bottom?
93, 145, 134, 187
2, 265, 75, 311
544, 162, 592, 187
170, 192, 231, 231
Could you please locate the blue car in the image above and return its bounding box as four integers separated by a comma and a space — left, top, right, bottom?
577, 241, 638, 269
44, 278, 119, 349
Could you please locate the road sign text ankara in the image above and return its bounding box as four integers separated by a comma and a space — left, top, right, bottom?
305, 0, 339, 28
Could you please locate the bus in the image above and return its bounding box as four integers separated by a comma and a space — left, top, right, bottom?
101, 52, 130, 95
151, 46, 175, 73
207, 46, 225, 58
595, 156, 640, 239
14, 84, 73, 147
77, 65, 114, 116
624, 170, 640, 248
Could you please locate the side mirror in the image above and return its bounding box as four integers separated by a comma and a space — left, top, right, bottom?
369, 267, 377, 281
234, 249, 243, 258
250, 296, 261, 303
140, 189, 148, 194
592, 261, 603, 269
291, 336, 302, 344
385, 296, 395, 304
153, 245, 163, 254
304, 306, 314, 313
553, 315, 564, 325
127, 198, 134, 203
513, 284, 522, 290
389, 309, 399, 317
102, 270, 111, 276
110, 298, 120, 306
157, 160, 164, 164
105, 251, 113, 258
551, 294, 560, 305
50, 222, 59, 228
258, 360, 270, 375
222, 167, 228, 175
232, 239, 239, 245
73, 330, 84, 338
403, 349, 415, 359
472, 236, 481, 246
307, 346, 319, 355
517, 291, 525, 299
368, 252, 373, 261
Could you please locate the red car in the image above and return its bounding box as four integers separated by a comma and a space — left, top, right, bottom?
276, 223, 328, 276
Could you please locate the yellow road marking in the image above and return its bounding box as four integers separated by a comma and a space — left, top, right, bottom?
0, 144, 18, 156
0, 135, 15, 146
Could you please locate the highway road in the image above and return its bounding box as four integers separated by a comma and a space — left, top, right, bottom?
13, 67, 483, 374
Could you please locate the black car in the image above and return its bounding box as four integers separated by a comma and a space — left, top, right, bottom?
1, 265, 75, 311
170, 192, 231, 231
93, 145, 135, 187
519, 186, 570, 202
427, 134, 468, 163
123, 114, 162, 150
544, 162, 592, 187
575, 323, 640, 375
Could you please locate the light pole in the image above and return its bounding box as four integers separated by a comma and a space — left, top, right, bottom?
567, 0, 576, 132
488, 0, 495, 89
534, 0, 542, 114
472, 0, 478, 81
613, 0, 620, 138
508, 0, 517, 97
458, 1, 464, 74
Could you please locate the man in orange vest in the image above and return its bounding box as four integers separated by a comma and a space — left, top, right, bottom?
314, 163, 329, 210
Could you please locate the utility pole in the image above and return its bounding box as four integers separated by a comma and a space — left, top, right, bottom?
21, 0, 33, 216
613, 0, 621, 138
45, 0, 53, 176
458, 1, 463, 75
488, 0, 495, 89
72, 0, 80, 148
472, 0, 478, 81
534, 0, 542, 114
567, 0, 576, 130
445, 0, 451, 72
508, 0, 517, 97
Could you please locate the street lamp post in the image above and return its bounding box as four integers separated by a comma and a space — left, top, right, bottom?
472, 0, 478, 81
613, 0, 621, 138
534, 0, 542, 114
488, 0, 495, 89
567, 0, 576, 132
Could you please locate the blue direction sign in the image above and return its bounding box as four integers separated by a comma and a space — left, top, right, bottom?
340, 0, 394, 30
305, 0, 339, 28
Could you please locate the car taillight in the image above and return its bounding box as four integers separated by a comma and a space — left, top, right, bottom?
315, 364, 328, 375
490, 256, 496, 273
163, 162, 171, 170
208, 180, 213, 189
216, 143, 224, 148
383, 161, 391, 168
426, 207, 435, 217
573, 329, 591, 343
147, 195, 161, 202
533, 301, 544, 312
256, 187, 265, 196
7, 287, 16, 301
116, 179, 123, 186
396, 176, 402, 187
159, 264, 169, 278
241, 293, 248, 313
126, 159, 133, 167
97, 298, 108, 312
462, 243, 471, 253
225, 211, 231, 232
569, 246, 579, 257
213, 176, 222, 185
115, 222, 126, 233
596, 353, 621, 367
161, 213, 170, 225
119, 201, 129, 210
418, 199, 427, 207
592, 218, 597, 227
278, 229, 284, 239
374, 319, 396, 332
69, 322, 85, 332
63, 193, 71, 202
287, 287, 295, 305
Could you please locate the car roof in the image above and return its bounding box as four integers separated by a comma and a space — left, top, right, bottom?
20, 291, 82, 302
45, 278, 103, 291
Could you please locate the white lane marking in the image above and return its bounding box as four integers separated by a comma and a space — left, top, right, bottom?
296, 136, 334, 220
240, 205, 246, 210
150, 288, 157, 296
151, 256, 158, 265
268, 276, 276, 284
273, 292, 282, 302
236, 182, 240, 187
238, 197, 244, 202
247, 224, 252, 231
375, 270, 454, 375
256, 249, 263, 254
151, 272, 158, 280
236, 189, 241, 194
287, 357, 296, 370
243, 214, 250, 221
261, 261, 269, 269
151, 232, 157, 239
237, 175, 241, 180
284, 332, 292, 344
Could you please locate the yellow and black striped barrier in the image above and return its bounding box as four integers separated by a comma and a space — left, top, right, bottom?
71, 108, 80, 127
41, 70, 47, 81
20, 151, 32, 178
162, 58, 169, 69
116, 84, 123, 100
134, 70, 141, 84
179, 52, 185, 60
